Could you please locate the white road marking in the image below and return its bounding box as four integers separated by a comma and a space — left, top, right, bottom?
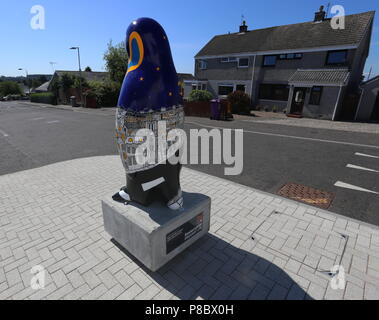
30, 117, 45, 121
355, 152, 379, 159
347, 164, 379, 173
186, 121, 379, 149
0, 129, 9, 137
334, 181, 379, 195
46, 120, 60, 124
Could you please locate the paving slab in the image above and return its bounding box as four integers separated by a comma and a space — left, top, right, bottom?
0, 155, 379, 300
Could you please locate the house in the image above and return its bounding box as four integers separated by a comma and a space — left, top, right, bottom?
177, 73, 208, 98
355, 76, 379, 122
194, 7, 375, 121
35, 81, 51, 93
48, 70, 109, 104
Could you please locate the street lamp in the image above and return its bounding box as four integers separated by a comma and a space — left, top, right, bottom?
18, 68, 31, 95
69, 46, 83, 107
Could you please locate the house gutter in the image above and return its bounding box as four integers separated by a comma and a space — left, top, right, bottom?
251, 55, 257, 99
332, 85, 343, 121
354, 88, 365, 121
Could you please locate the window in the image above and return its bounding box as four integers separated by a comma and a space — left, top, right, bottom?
259, 84, 289, 101
221, 57, 237, 63
218, 85, 234, 96
201, 83, 207, 90
263, 55, 277, 67
278, 53, 303, 60
309, 86, 323, 105
236, 84, 246, 92
199, 60, 207, 69
192, 84, 197, 91
238, 58, 249, 68
326, 50, 347, 65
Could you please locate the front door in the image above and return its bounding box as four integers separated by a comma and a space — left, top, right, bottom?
290, 87, 307, 115
371, 92, 379, 122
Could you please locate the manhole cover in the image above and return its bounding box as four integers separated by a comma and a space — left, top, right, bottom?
278, 183, 335, 209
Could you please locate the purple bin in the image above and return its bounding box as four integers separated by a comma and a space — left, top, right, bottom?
210, 99, 221, 120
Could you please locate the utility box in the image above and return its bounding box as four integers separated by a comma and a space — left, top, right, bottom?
70, 96, 77, 108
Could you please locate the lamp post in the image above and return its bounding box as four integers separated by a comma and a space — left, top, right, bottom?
70, 47, 83, 107
18, 68, 30, 95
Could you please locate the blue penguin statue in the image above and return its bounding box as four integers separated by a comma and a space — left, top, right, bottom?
113, 17, 184, 210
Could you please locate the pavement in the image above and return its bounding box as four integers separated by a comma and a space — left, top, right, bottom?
1, 101, 379, 225
1, 155, 379, 300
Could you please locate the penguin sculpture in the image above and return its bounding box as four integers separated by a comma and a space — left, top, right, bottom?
113, 18, 185, 210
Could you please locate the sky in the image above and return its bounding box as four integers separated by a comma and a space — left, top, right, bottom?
1, 0, 378, 78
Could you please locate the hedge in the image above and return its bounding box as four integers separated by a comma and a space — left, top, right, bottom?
188, 90, 213, 102
30, 92, 57, 105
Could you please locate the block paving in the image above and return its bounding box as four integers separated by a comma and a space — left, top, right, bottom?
1, 156, 379, 300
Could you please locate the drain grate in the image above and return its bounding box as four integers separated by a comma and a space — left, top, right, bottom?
278, 183, 335, 209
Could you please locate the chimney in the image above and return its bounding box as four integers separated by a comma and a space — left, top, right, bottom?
239, 20, 248, 33
314, 5, 326, 22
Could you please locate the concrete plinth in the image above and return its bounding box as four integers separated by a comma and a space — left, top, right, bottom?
102, 192, 211, 272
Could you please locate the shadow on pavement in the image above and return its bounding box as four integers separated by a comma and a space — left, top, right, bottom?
112, 233, 313, 300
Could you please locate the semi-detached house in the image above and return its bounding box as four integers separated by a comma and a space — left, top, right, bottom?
191, 7, 375, 121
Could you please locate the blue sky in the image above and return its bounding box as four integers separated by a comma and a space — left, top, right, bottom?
1, 0, 378, 77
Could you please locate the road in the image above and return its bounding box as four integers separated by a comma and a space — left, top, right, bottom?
1, 101, 379, 225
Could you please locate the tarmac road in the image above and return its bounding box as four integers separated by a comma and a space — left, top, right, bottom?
1, 101, 378, 225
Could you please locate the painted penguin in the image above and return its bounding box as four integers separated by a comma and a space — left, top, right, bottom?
113, 17, 184, 210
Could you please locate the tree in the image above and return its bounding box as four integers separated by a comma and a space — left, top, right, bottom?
84, 66, 92, 72
103, 41, 128, 83
0, 81, 22, 96
59, 73, 74, 91
31, 75, 48, 89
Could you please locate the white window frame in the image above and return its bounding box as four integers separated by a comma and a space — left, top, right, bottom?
221, 57, 238, 63
199, 60, 207, 70
218, 84, 234, 96
238, 57, 249, 68
236, 84, 246, 93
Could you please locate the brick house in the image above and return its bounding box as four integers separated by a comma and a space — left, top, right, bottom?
193, 7, 375, 121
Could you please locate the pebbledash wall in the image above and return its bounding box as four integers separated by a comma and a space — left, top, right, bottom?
300, 86, 344, 120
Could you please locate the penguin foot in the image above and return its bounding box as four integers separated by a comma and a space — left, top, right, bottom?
167, 189, 184, 210
112, 187, 131, 204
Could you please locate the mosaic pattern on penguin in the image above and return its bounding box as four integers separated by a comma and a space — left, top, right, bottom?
113, 17, 184, 211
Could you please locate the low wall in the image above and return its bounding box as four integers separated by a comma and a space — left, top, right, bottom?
184, 101, 211, 118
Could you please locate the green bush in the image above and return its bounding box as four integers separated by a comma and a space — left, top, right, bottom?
30, 92, 57, 105
88, 80, 121, 107
188, 90, 213, 102
227, 91, 251, 114
0, 81, 22, 96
